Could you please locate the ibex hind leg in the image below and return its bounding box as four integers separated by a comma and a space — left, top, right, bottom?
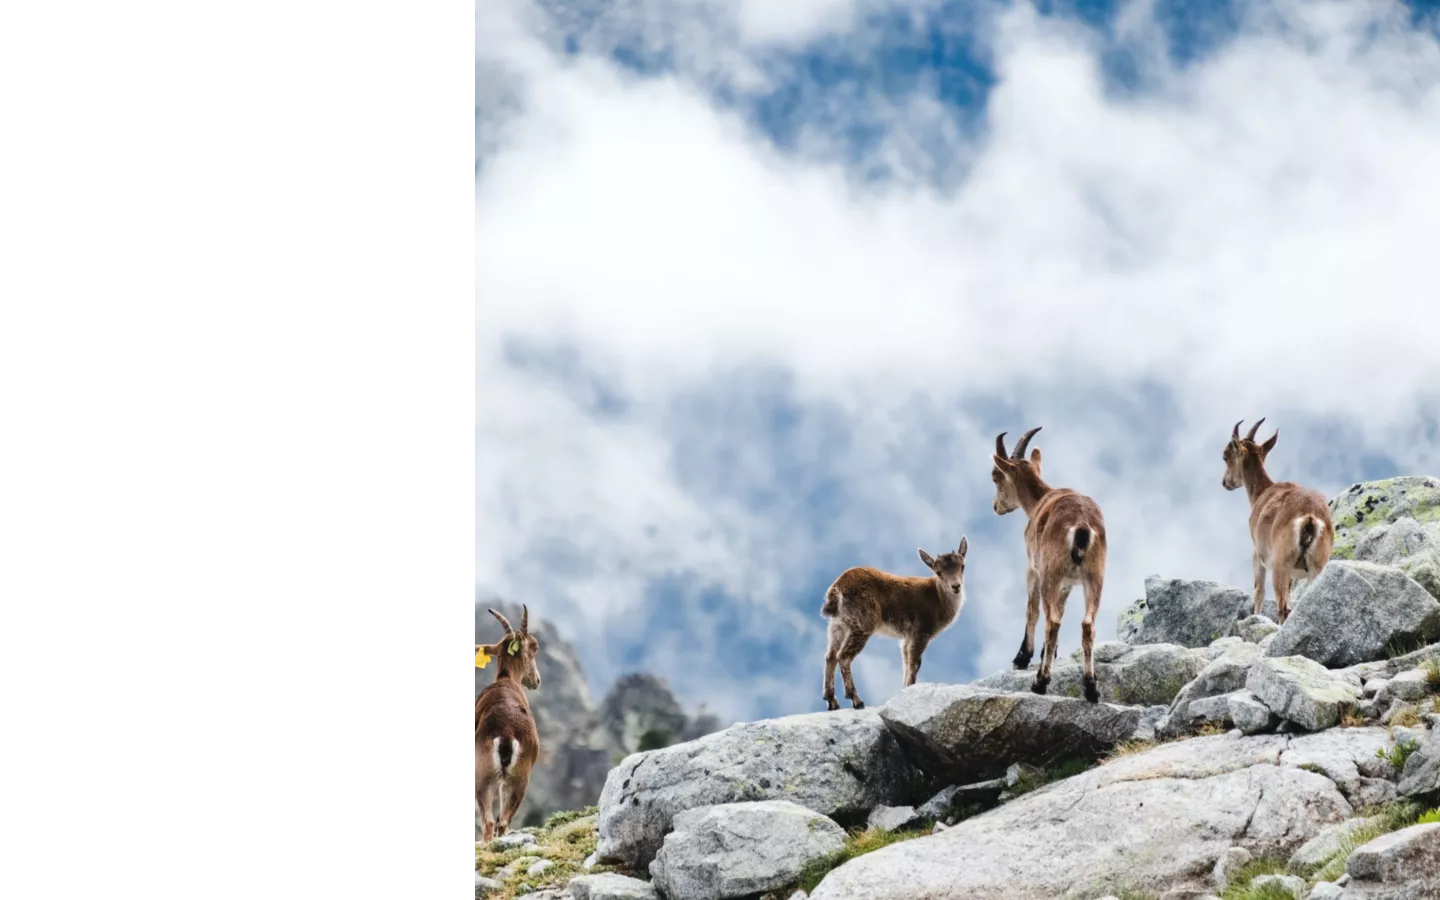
1014, 569, 1041, 670
837, 630, 871, 709
822, 621, 846, 711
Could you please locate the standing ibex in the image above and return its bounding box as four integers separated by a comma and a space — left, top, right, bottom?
991, 427, 1107, 702
475, 606, 541, 842
820, 538, 968, 711
1222, 419, 1333, 625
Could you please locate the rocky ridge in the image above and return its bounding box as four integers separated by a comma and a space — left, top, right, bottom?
478, 476, 1440, 899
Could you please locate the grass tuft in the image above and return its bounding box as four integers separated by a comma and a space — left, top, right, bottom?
1217, 856, 1290, 900
1339, 705, 1368, 728
794, 826, 929, 894
1376, 739, 1421, 771
1009, 757, 1097, 797
1426, 658, 1440, 692
475, 810, 627, 900
1307, 802, 1424, 883
1389, 705, 1422, 729
543, 806, 597, 829
1103, 739, 1158, 762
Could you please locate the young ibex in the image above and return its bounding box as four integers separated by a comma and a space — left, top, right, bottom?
474, 605, 541, 842
820, 537, 968, 711
1222, 418, 1334, 625
991, 427, 1107, 702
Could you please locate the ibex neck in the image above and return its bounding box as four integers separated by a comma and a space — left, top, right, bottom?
1243, 462, 1274, 505
931, 578, 962, 621
1016, 473, 1053, 517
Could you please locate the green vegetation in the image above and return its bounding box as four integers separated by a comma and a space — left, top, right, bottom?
1386, 636, 1430, 659
637, 727, 673, 752
789, 826, 930, 895
1217, 856, 1290, 900
1298, 762, 1330, 777
1425, 658, 1440, 691
1008, 757, 1097, 797
1305, 802, 1426, 883
475, 810, 625, 900
1376, 738, 1421, 771
1419, 808, 1440, 825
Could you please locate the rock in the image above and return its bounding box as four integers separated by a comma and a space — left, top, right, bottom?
526, 859, 553, 877
1330, 476, 1440, 554
1182, 691, 1246, 731
1164, 643, 1265, 737
1363, 677, 1391, 698
1346, 822, 1440, 892
595, 709, 919, 867
1249, 874, 1305, 898
1229, 693, 1280, 735
878, 684, 1141, 783
1118, 575, 1273, 648
931, 821, 948, 833
808, 733, 1351, 900
1279, 727, 1399, 807
1236, 615, 1281, 644
1338, 642, 1440, 685
490, 832, 538, 850
1399, 729, 1440, 797
788, 893, 808, 900
1213, 846, 1252, 890
582, 853, 599, 870
1258, 633, 1277, 652
1354, 515, 1440, 601
1267, 562, 1440, 667
1308, 883, 1345, 899
1131, 705, 1171, 742
499, 856, 542, 878
915, 779, 1005, 819
567, 873, 659, 900
1159, 891, 1219, 900
475, 873, 503, 897
1380, 668, 1431, 703
1291, 817, 1381, 870
973, 642, 1206, 706
1246, 656, 1361, 731
649, 801, 846, 900
866, 805, 921, 832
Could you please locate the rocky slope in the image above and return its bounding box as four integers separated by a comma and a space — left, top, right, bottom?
476, 600, 725, 832
478, 476, 1440, 900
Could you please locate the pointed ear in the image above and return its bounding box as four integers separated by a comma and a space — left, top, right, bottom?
918, 548, 937, 570
1029, 448, 1042, 468
1261, 430, 1278, 456
992, 454, 1016, 472
957, 536, 968, 558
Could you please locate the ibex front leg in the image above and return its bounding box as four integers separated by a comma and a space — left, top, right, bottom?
1014, 568, 1040, 670
1032, 575, 1065, 696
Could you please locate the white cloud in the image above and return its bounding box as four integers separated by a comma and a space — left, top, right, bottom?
478, 0, 1440, 718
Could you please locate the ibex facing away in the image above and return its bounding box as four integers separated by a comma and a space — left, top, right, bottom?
475, 606, 541, 842
1222, 419, 1333, 625
820, 538, 968, 711
992, 427, 1107, 702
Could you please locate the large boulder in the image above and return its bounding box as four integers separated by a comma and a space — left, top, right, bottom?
878, 684, 1142, 782
1343, 822, 1440, 898
1354, 516, 1440, 601
972, 642, 1206, 707
1279, 728, 1405, 808
1267, 562, 1440, 667
1118, 576, 1273, 648
808, 733, 1351, 900
1164, 642, 1265, 737
567, 873, 659, 900
594, 709, 919, 868
1246, 656, 1361, 732
1330, 476, 1440, 560
649, 801, 846, 900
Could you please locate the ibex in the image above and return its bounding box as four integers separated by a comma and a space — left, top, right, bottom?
1222, 418, 1334, 625
991, 427, 1107, 702
820, 537, 968, 711
474, 605, 541, 842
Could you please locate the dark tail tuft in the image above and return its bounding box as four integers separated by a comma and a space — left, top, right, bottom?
1297, 516, 1318, 572
496, 737, 514, 772
1071, 526, 1091, 565
821, 585, 841, 618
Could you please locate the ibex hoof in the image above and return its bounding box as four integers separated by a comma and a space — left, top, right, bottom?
851, 699, 866, 710
1083, 676, 1100, 704
1013, 649, 1033, 670
1030, 678, 1049, 696
824, 696, 840, 712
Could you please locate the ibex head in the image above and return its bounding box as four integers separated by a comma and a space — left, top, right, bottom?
991, 427, 1042, 515
484, 605, 541, 689
1222, 418, 1278, 491
918, 537, 968, 597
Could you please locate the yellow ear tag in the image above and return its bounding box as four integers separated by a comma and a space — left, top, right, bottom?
507, 639, 520, 656
475, 646, 491, 669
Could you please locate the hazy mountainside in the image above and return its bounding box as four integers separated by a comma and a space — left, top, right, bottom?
475, 600, 725, 830
476, 477, 1440, 900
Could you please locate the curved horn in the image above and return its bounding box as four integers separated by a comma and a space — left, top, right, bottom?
488, 608, 515, 635
1232, 420, 1244, 442
1245, 418, 1265, 442
520, 604, 529, 634
995, 432, 1009, 459
1012, 426, 1042, 460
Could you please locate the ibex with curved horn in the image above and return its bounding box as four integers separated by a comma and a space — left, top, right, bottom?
991, 427, 1108, 702
820, 537, 969, 711
1222, 419, 1333, 625
475, 605, 541, 842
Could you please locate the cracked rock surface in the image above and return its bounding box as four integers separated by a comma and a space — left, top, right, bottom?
809, 733, 1356, 900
